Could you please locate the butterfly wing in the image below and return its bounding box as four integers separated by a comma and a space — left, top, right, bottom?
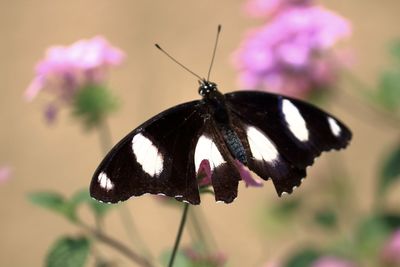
224, 91, 352, 195
90, 100, 207, 205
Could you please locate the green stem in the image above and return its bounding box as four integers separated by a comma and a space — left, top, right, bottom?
189, 208, 208, 250
340, 69, 400, 127
168, 203, 190, 267
78, 220, 154, 267
120, 204, 154, 260
98, 120, 113, 155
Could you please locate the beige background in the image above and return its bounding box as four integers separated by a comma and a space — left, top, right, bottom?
0, 1, 399, 266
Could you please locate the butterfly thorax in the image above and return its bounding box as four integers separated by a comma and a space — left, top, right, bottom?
199, 80, 248, 165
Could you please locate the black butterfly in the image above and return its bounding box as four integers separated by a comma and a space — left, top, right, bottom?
90, 26, 352, 205
90, 78, 351, 204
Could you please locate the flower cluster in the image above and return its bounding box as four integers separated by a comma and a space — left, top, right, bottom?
245, 0, 312, 17
234, 0, 351, 98
25, 36, 124, 123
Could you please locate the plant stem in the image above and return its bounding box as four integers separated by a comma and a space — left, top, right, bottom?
120, 204, 154, 260
339, 69, 400, 127
98, 120, 113, 155
78, 220, 154, 267
168, 203, 190, 267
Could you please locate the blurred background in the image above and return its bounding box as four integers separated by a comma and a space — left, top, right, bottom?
0, 1, 399, 267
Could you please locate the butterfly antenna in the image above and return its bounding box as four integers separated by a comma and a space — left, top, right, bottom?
155, 44, 203, 80
207, 25, 222, 81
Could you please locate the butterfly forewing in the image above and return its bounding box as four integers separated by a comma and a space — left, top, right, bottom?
225, 91, 352, 170
224, 91, 351, 196
90, 100, 206, 204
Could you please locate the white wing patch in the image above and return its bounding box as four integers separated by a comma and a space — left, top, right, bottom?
131, 133, 164, 177
98, 172, 114, 191
246, 126, 279, 164
194, 135, 225, 173
328, 117, 341, 137
282, 99, 309, 142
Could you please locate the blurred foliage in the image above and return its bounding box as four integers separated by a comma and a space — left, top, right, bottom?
313, 209, 338, 230
378, 143, 400, 195
29, 191, 78, 222
29, 189, 113, 222
354, 213, 400, 262
283, 248, 321, 267
72, 85, 119, 128
46, 236, 90, 267
160, 248, 225, 267
375, 40, 400, 113
161, 250, 191, 267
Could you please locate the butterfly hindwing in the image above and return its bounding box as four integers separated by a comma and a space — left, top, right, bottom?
90, 100, 206, 204
230, 114, 306, 195
194, 122, 241, 203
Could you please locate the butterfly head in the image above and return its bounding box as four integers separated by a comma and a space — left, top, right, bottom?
198, 80, 218, 97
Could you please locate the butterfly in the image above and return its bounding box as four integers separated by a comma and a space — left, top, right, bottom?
90, 27, 352, 205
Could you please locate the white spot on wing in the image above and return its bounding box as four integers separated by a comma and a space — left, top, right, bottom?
328, 117, 341, 137
98, 172, 114, 191
247, 126, 279, 163
194, 135, 225, 172
132, 133, 164, 177
282, 99, 309, 142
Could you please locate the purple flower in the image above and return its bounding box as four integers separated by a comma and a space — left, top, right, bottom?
197, 159, 263, 188
311, 256, 357, 267
25, 36, 124, 122
245, 0, 312, 17
381, 229, 400, 265
0, 166, 12, 184
233, 5, 351, 98
183, 247, 227, 267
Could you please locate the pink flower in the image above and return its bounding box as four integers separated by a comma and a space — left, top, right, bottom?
183, 247, 227, 267
197, 159, 263, 188
25, 36, 124, 122
0, 166, 12, 184
233, 5, 351, 98
311, 256, 357, 267
381, 229, 400, 265
245, 0, 312, 17
262, 261, 280, 267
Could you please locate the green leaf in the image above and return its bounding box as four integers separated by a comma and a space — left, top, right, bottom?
29, 192, 76, 221
377, 70, 400, 111
284, 248, 321, 267
271, 198, 302, 218
160, 250, 191, 267
46, 236, 90, 267
379, 144, 400, 194
314, 209, 337, 230
390, 40, 400, 61
355, 213, 400, 257
71, 189, 113, 218
72, 85, 119, 128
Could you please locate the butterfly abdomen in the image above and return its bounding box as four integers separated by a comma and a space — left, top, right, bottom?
221, 127, 247, 165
